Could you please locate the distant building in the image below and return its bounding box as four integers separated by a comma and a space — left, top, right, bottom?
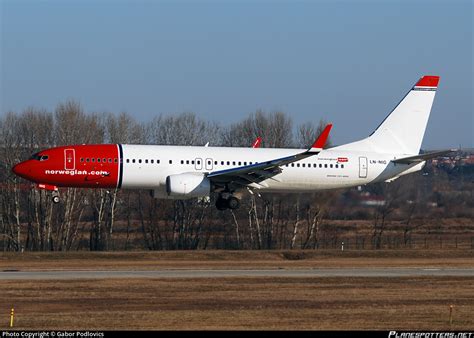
359, 192, 386, 207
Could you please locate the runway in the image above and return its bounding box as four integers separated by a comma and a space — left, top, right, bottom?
1, 267, 474, 279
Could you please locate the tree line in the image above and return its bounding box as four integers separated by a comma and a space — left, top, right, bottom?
1, 100, 471, 251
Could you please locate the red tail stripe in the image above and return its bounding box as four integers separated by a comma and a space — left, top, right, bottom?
415, 75, 440, 88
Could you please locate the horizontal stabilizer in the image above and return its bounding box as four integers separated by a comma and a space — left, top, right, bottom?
392, 149, 457, 164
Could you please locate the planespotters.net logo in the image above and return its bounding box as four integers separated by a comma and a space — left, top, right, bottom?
389, 332, 473, 338
45, 169, 109, 176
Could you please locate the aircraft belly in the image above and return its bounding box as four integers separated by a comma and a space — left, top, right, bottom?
261, 170, 358, 192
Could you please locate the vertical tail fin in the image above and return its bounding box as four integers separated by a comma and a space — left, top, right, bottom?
337, 75, 440, 155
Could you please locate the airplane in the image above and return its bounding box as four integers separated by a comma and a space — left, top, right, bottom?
12, 75, 455, 210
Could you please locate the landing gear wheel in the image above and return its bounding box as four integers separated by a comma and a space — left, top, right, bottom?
227, 196, 240, 210
216, 197, 228, 211
52, 195, 60, 204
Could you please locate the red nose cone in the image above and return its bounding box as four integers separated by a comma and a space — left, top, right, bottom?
12, 162, 30, 179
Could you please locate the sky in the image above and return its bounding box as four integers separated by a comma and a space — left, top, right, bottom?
1, 0, 472, 149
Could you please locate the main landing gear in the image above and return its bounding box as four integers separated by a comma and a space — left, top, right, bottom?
215, 194, 241, 211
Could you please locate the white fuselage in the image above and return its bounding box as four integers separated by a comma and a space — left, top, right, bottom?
120, 144, 424, 197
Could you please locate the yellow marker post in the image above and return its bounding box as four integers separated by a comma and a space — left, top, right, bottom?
10, 308, 14, 327
449, 305, 454, 325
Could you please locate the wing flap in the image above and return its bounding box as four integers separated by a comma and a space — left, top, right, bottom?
207, 123, 333, 190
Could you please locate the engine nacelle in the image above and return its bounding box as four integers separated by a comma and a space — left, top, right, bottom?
166, 173, 211, 198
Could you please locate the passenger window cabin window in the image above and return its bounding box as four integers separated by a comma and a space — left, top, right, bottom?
181, 160, 184, 164
108, 158, 112, 163
92, 158, 95, 162
103, 158, 106, 163
145, 159, 149, 164
341, 164, 344, 168
335, 164, 339, 168
302, 163, 305, 167
232, 161, 236, 165
244, 162, 247, 165
169, 160, 173, 164
126, 159, 130, 163
197, 160, 200, 165
80, 158, 84, 162
139, 159, 142, 164
97, 158, 101, 163
291, 163, 295, 167
221, 161, 224, 165
238, 161, 241, 165
157, 159, 160, 164
186, 160, 190, 164
297, 163, 300, 167
151, 159, 154, 164
86, 158, 90, 162
192, 160, 195, 164
132, 159, 136, 163
324, 164, 327, 168
114, 159, 118, 163
227, 161, 230, 165
214, 161, 217, 165
208, 160, 211, 165
319, 164, 322, 168
330, 164, 333, 168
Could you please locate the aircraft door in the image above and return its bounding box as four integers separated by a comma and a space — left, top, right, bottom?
205, 158, 213, 171
64, 149, 75, 170
195, 158, 203, 170
359, 156, 368, 178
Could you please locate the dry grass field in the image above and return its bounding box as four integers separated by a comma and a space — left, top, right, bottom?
1, 249, 473, 270
1, 250, 473, 330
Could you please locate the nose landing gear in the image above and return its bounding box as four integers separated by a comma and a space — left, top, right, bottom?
37, 183, 60, 204
52, 193, 60, 204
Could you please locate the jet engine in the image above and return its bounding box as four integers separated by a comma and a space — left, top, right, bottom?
166, 173, 211, 198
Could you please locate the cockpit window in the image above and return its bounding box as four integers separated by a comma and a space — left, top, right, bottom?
30, 153, 49, 161
30, 153, 41, 160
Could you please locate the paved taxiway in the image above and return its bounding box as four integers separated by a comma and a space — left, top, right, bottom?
1, 268, 474, 279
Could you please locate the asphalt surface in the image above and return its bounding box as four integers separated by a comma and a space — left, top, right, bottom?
1, 268, 474, 280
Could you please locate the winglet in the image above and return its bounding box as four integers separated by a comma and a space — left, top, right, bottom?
252, 137, 262, 148
309, 123, 332, 152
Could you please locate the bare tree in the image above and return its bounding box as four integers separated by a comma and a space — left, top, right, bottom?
296, 119, 332, 149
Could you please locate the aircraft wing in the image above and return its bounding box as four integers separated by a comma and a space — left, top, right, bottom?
207, 124, 332, 190
392, 149, 457, 164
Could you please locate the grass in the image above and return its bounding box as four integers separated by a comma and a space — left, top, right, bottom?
0, 250, 473, 330
1, 277, 473, 330
0, 249, 473, 270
